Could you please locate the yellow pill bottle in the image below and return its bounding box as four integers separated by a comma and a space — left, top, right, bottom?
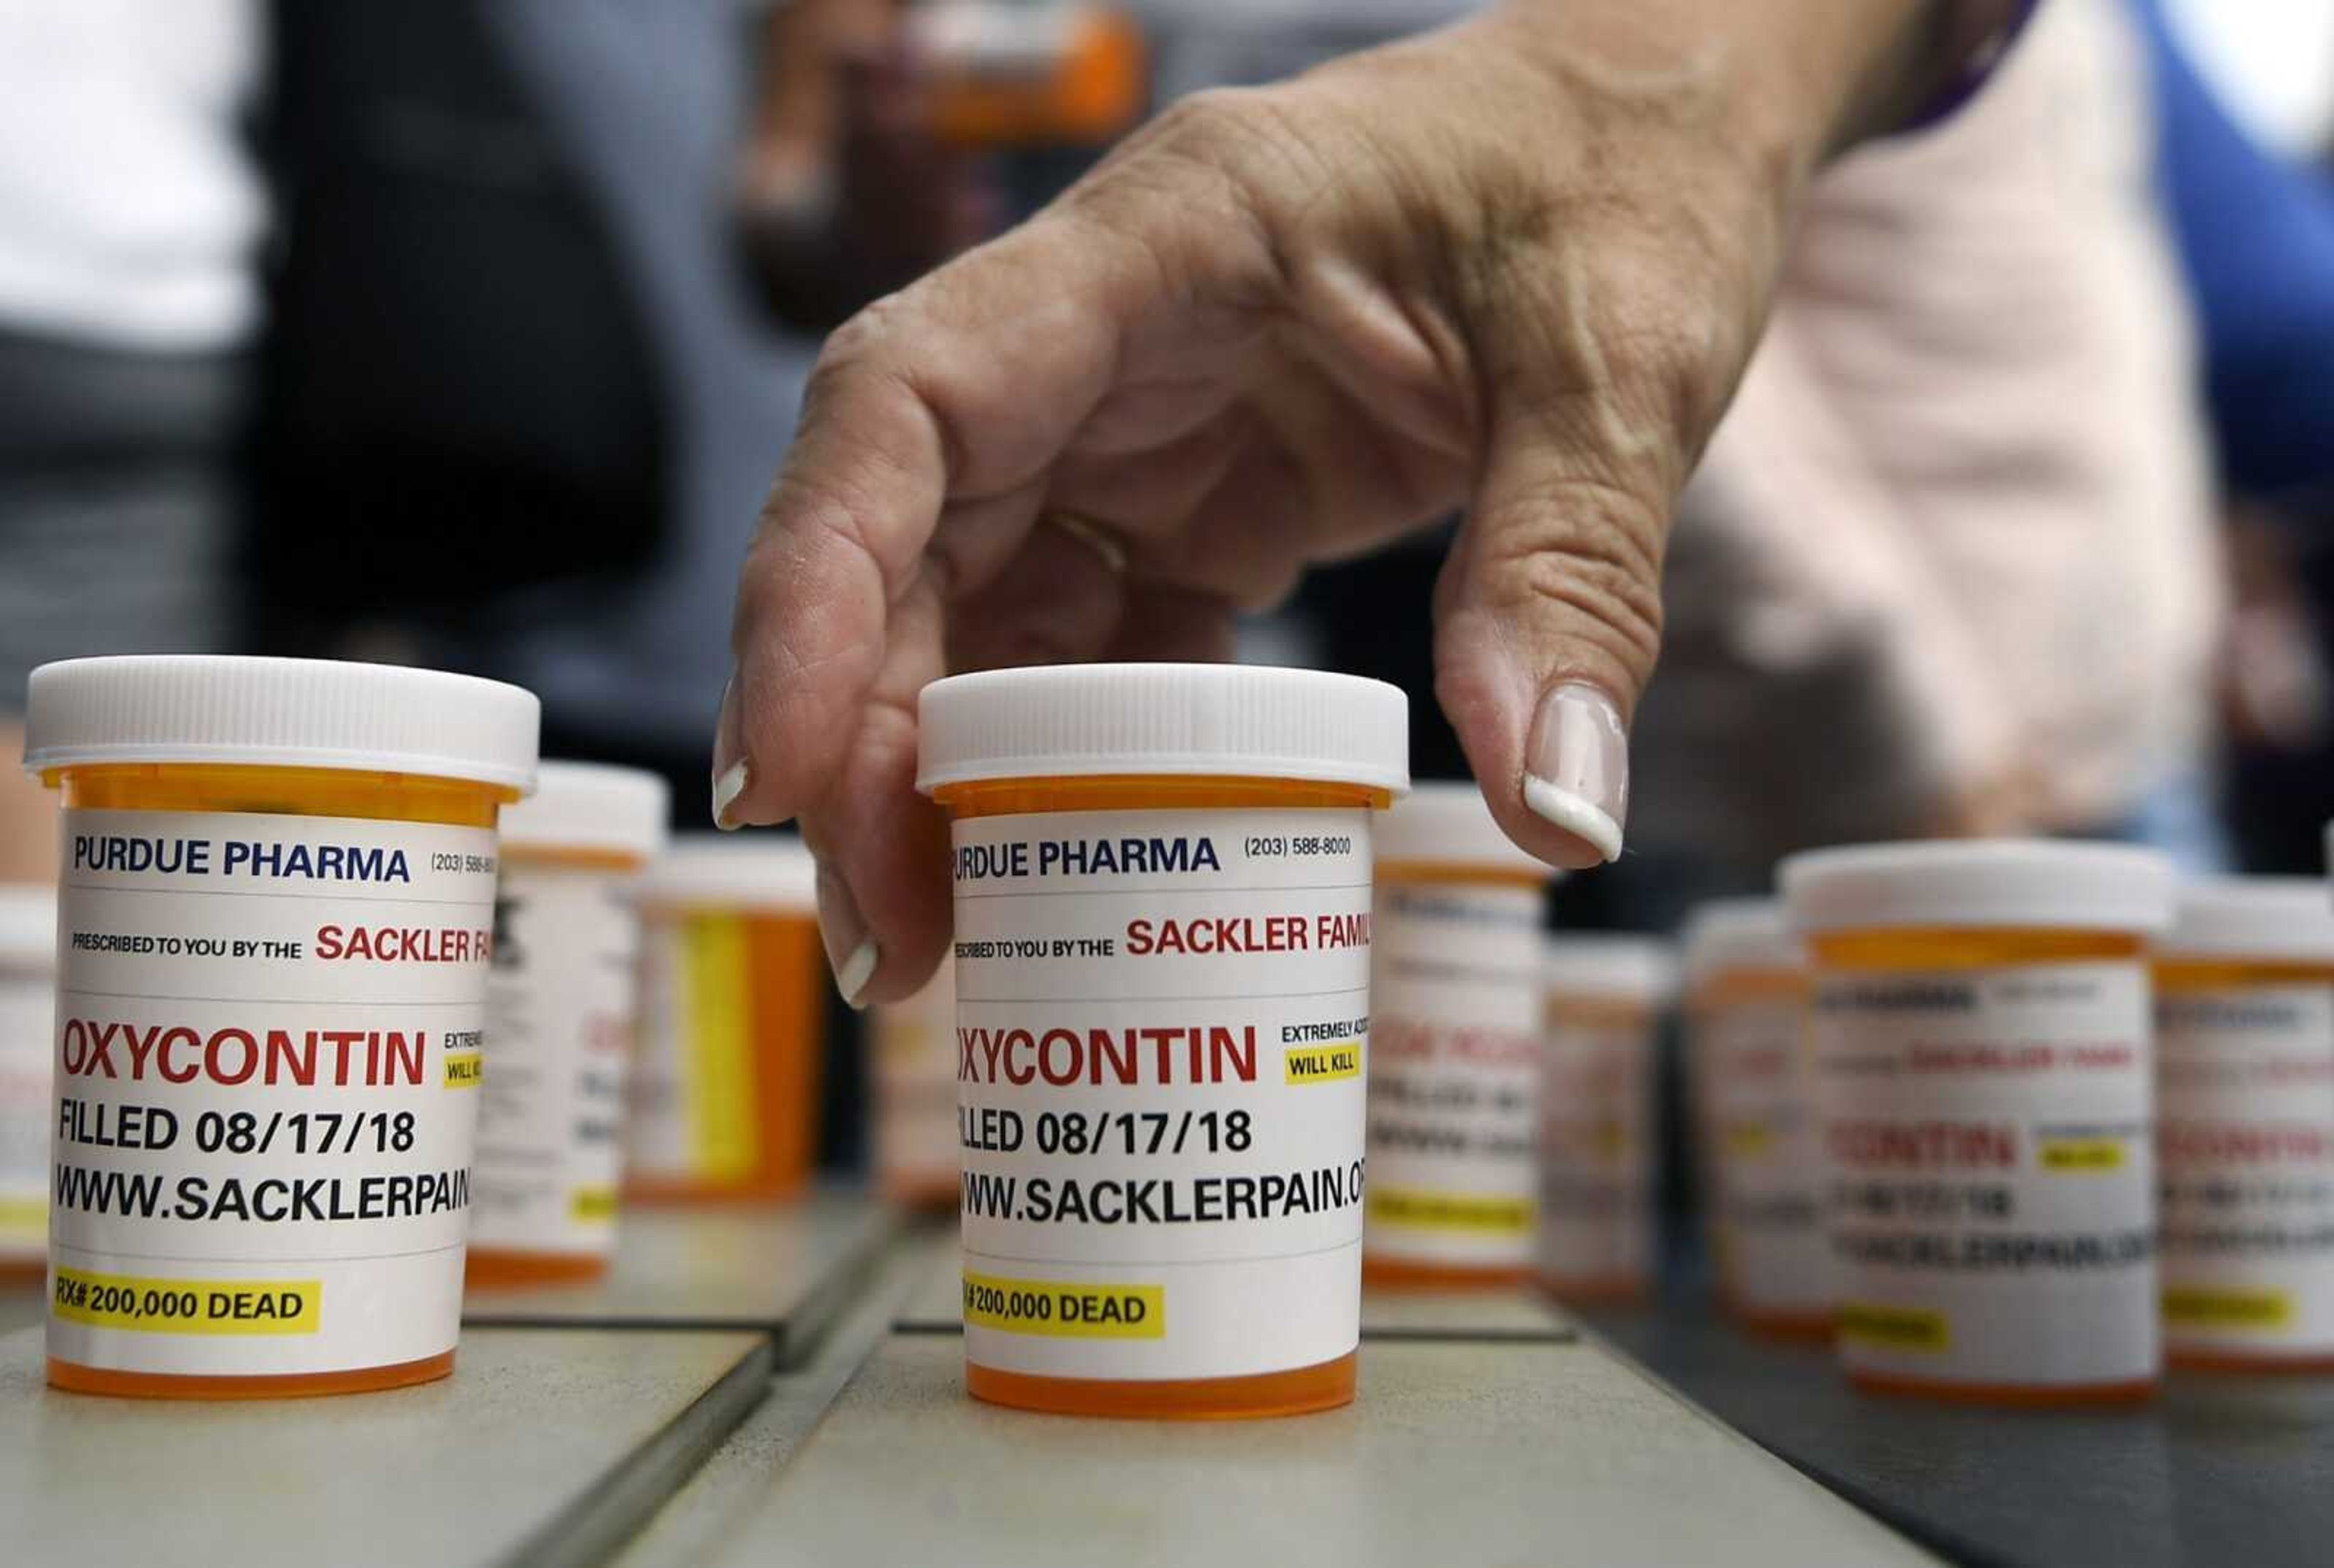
918, 663, 1408, 1418
2155, 875, 2334, 1371
467, 762, 670, 1287
1781, 841, 2172, 1406
627, 836, 825, 1205
0, 885, 56, 1277
24, 655, 539, 1398
1363, 782, 1557, 1288
1680, 898, 1826, 1338
1537, 934, 1676, 1306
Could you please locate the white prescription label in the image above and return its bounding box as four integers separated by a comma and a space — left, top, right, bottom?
1702, 995, 1828, 1321
1815, 960, 2157, 1387
473, 862, 639, 1260
1538, 1004, 1655, 1291
952, 807, 1374, 1381
875, 967, 959, 1198
49, 809, 497, 1376
1364, 881, 1541, 1270
2157, 980, 2334, 1358
1, 960, 51, 1264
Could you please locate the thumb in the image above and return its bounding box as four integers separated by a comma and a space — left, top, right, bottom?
1432, 404, 1676, 872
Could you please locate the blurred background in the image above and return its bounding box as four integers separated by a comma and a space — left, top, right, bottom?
3, 0, 2332, 1195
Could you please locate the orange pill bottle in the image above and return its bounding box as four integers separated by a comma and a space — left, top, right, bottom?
1782, 841, 2172, 1406
24, 655, 539, 1397
914, 1, 1147, 150
873, 963, 962, 1212
1537, 934, 1676, 1306
0, 885, 56, 1277
625, 836, 824, 1203
2155, 875, 2334, 1370
1682, 899, 1828, 1337
467, 762, 670, 1287
1362, 783, 1555, 1288
918, 663, 1408, 1418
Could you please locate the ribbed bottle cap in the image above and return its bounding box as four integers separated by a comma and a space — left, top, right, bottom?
1379, 780, 1554, 876
2161, 877, 2334, 963
22, 656, 540, 793
1544, 933, 1678, 1003
0, 886, 54, 968
638, 834, 818, 912
498, 762, 671, 859
1781, 840, 2174, 935
916, 664, 1408, 794
1679, 898, 1800, 984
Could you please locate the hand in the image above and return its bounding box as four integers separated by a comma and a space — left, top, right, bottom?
716, 0, 1936, 1003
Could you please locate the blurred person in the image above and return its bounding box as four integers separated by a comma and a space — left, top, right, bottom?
1622, 0, 2225, 909
2123, 1, 2334, 873
707, 0, 2041, 1002
252, 1, 982, 807
734, 0, 1002, 332
2136, 0, 2334, 506
0, 0, 267, 881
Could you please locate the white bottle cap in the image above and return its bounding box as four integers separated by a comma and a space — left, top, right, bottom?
21, 655, 540, 794
1679, 898, 1800, 985
638, 833, 818, 913
1378, 780, 1555, 876
498, 762, 672, 861
1780, 840, 2174, 935
1544, 932, 1678, 1005
2161, 876, 2334, 963
916, 664, 1409, 795
0, 886, 55, 971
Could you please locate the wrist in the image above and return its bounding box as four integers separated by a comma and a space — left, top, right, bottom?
1475, 0, 1941, 173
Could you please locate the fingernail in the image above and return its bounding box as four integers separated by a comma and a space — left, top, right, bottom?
816, 859, 879, 1009
712, 762, 749, 832
711, 673, 748, 831
1522, 682, 1628, 864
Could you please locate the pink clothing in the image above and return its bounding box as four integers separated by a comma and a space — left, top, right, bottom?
1634, 0, 2222, 861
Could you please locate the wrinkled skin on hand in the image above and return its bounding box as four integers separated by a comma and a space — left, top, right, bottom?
717, 0, 1931, 1002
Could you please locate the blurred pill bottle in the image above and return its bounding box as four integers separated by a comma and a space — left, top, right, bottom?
2156, 874, 2334, 1371
873, 961, 961, 1211
1784, 841, 2173, 1406
1682, 898, 1826, 1336
1365, 783, 1555, 1288
627, 836, 824, 1204
1538, 933, 1675, 1306
0, 885, 55, 1277
468, 762, 670, 1287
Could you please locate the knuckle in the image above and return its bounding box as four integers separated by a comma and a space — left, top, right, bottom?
1468, 478, 1667, 678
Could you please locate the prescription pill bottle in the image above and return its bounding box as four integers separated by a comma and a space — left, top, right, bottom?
468, 762, 670, 1287
873, 963, 961, 1211
627, 836, 823, 1203
914, 1, 1146, 150
1781, 841, 2172, 1406
918, 663, 1408, 1418
22, 655, 539, 1398
1681, 899, 1826, 1336
1362, 783, 1554, 1287
1537, 934, 1675, 1305
0, 886, 56, 1277
2155, 875, 2334, 1370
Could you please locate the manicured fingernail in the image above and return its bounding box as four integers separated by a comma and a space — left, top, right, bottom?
816, 859, 878, 1009
711, 673, 748, 830
1522, 682, 1628, 864
712, 762, 749, 831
